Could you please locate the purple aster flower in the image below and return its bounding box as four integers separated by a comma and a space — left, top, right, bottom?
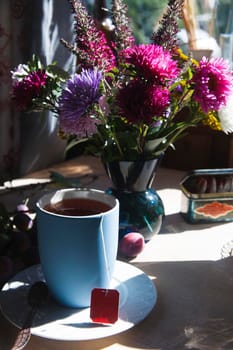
59, 69, 103, 138
12, 70, 47, 110
121, 44, 179, 83
117, 79, 170, 124
192, 57, 233, 113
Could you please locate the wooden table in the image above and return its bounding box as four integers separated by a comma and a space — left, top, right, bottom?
1, 156, 233, 350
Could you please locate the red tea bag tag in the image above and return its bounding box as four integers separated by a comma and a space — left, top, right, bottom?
90, 288, 119, 324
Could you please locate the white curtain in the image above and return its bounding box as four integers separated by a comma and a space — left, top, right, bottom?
0, 0, 75, 182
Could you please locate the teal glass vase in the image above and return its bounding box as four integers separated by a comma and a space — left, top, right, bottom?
104, 158, 164, 241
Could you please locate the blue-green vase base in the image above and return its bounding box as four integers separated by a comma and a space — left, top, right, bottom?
106, 188, 164, 241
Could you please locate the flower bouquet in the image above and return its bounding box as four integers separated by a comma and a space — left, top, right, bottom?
11, 0, 233, 164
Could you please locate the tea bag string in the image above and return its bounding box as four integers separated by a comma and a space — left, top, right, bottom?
100, 216, 111, 284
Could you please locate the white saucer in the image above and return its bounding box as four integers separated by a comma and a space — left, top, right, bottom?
0, 261, 157, 341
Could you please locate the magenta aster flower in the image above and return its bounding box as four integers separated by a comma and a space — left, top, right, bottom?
117, 79, 170, 124
59, 69, 103, 138
12, 70, 47, 110
192, 57, 233, 113
121, 44, 179, 83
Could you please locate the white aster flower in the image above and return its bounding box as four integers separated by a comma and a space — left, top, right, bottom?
218, 93, 233, 134
11, 64, 29, 82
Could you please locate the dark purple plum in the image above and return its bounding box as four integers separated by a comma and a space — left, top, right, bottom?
10, 231, 31, 256
13, 212, 33, 231
0, 256, 14, 283
22, 246, 40, 266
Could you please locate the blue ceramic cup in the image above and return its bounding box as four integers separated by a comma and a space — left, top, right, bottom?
36, 188, 119, 308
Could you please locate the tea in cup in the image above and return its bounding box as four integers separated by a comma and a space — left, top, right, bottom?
36, 188, 119, 308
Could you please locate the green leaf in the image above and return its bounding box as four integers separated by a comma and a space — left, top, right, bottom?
47, 64, 70, 80
50, 171, 81, 187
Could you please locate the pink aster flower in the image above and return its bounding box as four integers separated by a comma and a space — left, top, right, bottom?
12, 70, 47, 110
121, 44, 179, 83
192, 57, 233, 113
117, 79, 170, 124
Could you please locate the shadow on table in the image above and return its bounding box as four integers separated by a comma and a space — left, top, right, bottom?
1, 258, 233, 350
124, 257, 233, 350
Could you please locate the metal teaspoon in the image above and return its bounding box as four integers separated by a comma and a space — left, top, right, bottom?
10, 281, 49, 350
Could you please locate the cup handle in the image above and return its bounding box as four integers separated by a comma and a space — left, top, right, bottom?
99, 216, 111, 284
